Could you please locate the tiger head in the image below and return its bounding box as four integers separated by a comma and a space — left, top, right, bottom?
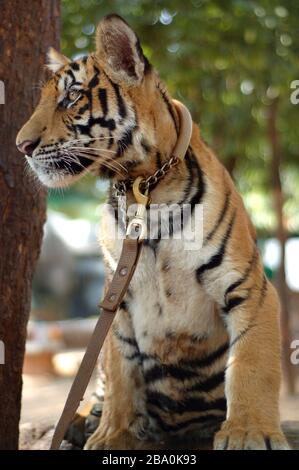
16, 14, 179, 188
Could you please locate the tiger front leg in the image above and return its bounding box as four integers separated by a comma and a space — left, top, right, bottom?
84, 321, 149, 450
213, 279, 289, 450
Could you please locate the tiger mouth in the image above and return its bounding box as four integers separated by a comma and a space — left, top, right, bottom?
53, 154, 94, 174
31, 154, 94, 175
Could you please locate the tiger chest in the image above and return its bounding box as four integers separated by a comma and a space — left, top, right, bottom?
105, 235, 228, 359
128, 240, 216, 347
103, 235, 229, 437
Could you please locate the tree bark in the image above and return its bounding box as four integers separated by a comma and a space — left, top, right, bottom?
268, 100, 295, 395
0, 1, 60, 449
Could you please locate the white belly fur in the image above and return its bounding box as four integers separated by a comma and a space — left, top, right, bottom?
100, 207, 226, 356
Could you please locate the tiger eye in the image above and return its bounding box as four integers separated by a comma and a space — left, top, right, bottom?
68, 89, 80, 101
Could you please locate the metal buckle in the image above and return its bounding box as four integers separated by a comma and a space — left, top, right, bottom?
126, 177, 150, 241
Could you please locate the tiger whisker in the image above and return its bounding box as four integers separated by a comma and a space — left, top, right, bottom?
63, 150, 125, 177
75, 152, 125, 176
63, 137, 114, 145
66, 147, 128, 173
66, 146, 117, 155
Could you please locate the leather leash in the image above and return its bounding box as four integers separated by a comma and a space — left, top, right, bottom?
49, 100, 192, 450
50, 238, 142, 450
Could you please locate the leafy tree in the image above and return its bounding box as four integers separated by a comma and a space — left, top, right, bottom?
60, 0, 299, 235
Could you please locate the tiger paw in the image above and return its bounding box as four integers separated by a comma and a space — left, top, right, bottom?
213, 420, 290, 450
84, 402, 103, 440
84, 429, 138, 450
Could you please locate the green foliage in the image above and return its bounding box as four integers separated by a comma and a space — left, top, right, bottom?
57, 0, 299, 235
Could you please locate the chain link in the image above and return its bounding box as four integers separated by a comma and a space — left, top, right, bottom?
142, 155, 179, 191
113, 155, 180, 196
112, 180, 128, 197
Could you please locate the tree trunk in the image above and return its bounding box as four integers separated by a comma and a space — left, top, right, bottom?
268, 100, 295, 395
212, 134, 237, 177
0, 1, 60, 449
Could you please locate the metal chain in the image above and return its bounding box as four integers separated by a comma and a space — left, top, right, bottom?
113, 155, 180, 196
113, 180, 127, 197
142, 155, 179, 191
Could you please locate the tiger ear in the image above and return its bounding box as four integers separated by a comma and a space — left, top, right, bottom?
46, 47, 70, 73
95, 14, 146, 86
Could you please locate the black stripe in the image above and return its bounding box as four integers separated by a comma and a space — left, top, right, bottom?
222, 296, 247, 314
259, 274, 268, 306
85, 88, 93, 115
146, 390, 227, 415
150, 154, 196, 238
179, 151, 205, 210
78, 103, 89, 115
155, 151, 162, 168
54, 154, 92, 174
109, 79, 127, 119
113, 329, 138, 348
119, 300, 128, 311
108, 134, 114, 149
141, 138, 151, 155
124, 351, 141, 362
75, 124, 93, 137
98, 88, 108, 115
135, 37, 152, 75
70, 81, 82, 88
99, 165, 115, 178
230, 325, 252, 348
158, 84, 179, 135
125, 351, 154, 363
143, 364, 198, 384
70, 62, 80, 71
148, 409, 225, 434
143, 238, 160, 255
164, 151, 205, 239
180, 342, 229, 369
66, 69, 76, 83
206, 190, 231, 242
116, 126, 137, 157
196, 211, 236, 282
187, 370, 225, 393
89, 115, 116, 131
225, 247, 258, 298
179, 150, 195, 203
88, 67, 100, 89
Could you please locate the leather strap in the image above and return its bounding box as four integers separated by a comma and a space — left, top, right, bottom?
172, 100, 193, 161
50, 238, 142, 450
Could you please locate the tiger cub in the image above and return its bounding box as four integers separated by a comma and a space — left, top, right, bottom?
16, 14, 289, 450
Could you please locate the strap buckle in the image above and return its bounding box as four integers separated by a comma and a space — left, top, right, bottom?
126, 176, 150, 241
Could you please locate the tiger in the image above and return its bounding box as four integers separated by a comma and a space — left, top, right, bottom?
16, 14, 289, 450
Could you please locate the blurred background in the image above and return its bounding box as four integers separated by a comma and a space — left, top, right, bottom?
22, 0, 299, 425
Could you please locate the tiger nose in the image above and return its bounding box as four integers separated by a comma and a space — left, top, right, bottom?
17, 138, 40, 156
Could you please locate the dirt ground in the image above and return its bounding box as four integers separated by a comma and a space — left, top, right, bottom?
21, 373, 98, 424
21, 373, 299, 424
19, 374, 299, 450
